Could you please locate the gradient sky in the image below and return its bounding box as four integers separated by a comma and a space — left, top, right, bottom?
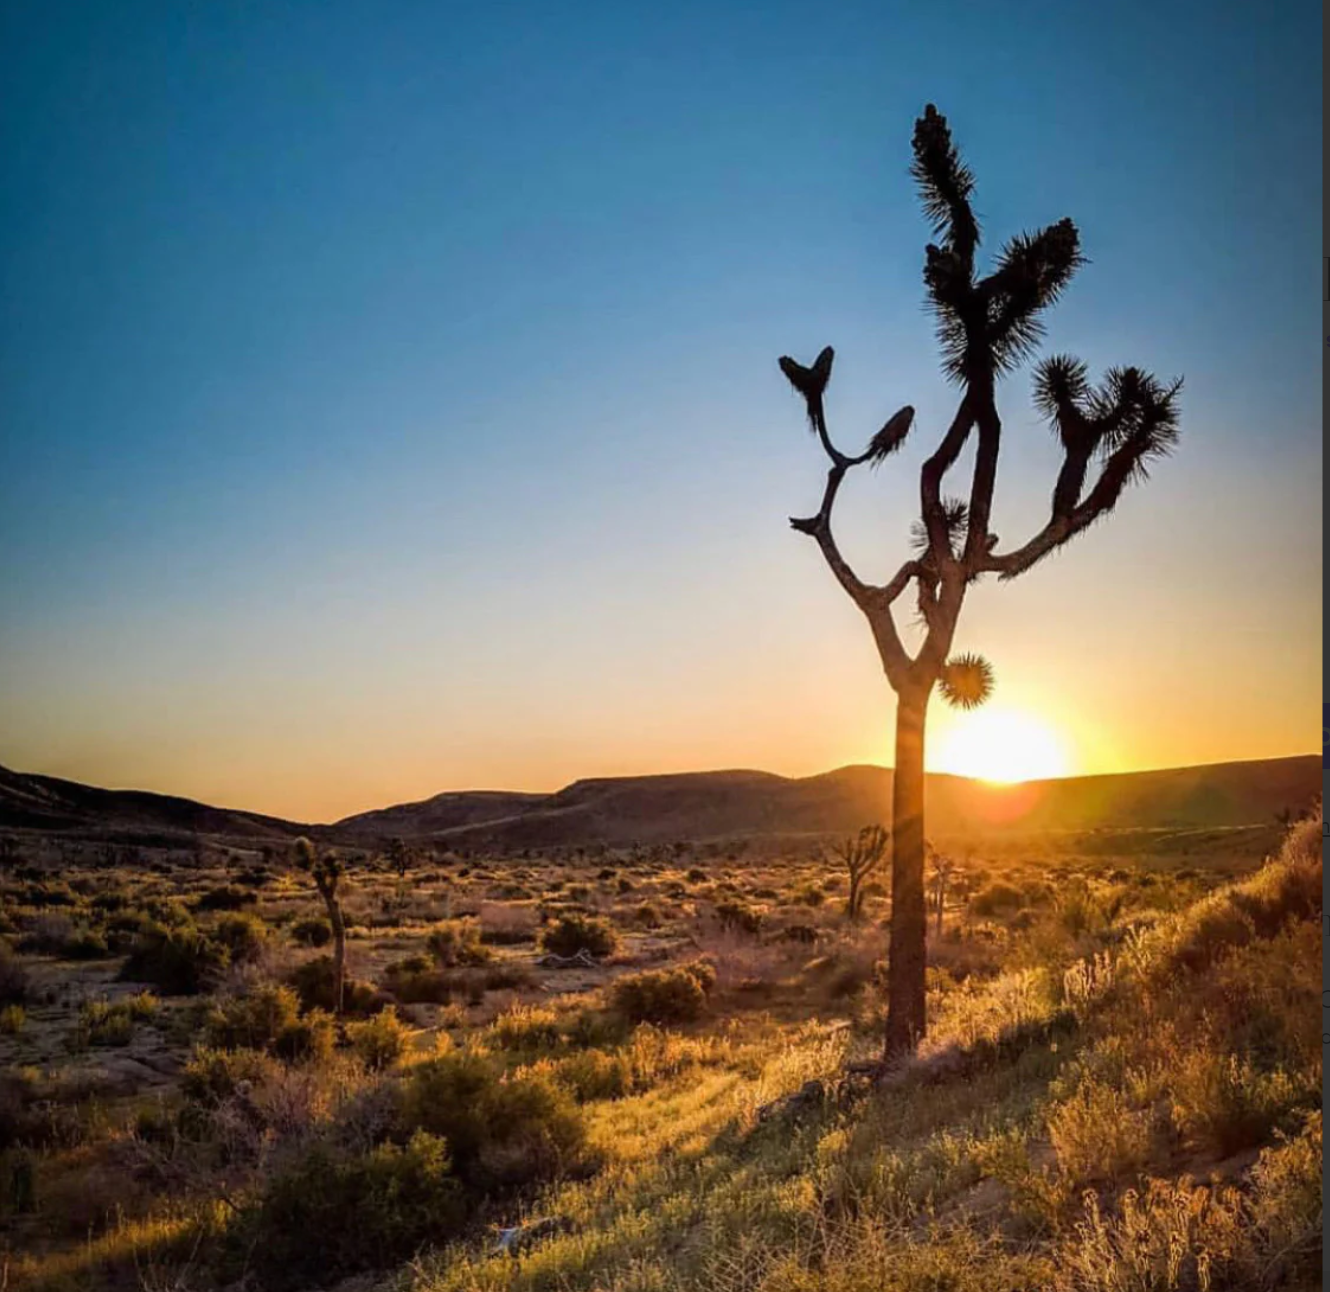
1, 0, 1321, 822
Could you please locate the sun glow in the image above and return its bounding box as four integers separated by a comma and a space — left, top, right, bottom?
931, 707, 1071, 784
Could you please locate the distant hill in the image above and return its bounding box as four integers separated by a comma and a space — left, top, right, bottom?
333, 755, 1322, 847
0, 765, 314, 844
1, 755, 1318, 850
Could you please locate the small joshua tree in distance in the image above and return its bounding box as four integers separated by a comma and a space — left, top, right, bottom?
779, 104, 1182, 1062
294, 837, 347, 1015
830, 824, 889, 923
926, 844, 956, 939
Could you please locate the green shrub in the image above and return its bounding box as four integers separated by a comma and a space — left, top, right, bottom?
383, 957, 453, 1005
970, 881, 1025, 916
287, 956, 383, 1016
540, 912, 618, 959
611, 962, 714, 1025
1167, 897, 1256, 974
211, 912, 269, 964
715, 900, 763, 935
549, 1048, 632, 1102
273, 1010, 336, 1064
121, 921, 230, 995
401, 1050, 594, 1190
181, 1046, 281, 1109
424, 918, 491, 968
347, 1007, 410, 1071
488, 1004, 562, 1052
236, 1131, 463, 1290
204, 984, 301, 1052
76, 993, 156, 1048
290, 917, 332, 948
196, 885, 258, 913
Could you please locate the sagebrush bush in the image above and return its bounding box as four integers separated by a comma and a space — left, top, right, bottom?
211, 912, 269, 964
204, 984, 301, 1053
196, 885, 258, 913
969, 881, 1024, 916
235, 1130, 463, 1290
347, 1006, 411, 1071
1047, 1077, 1155, 1187
611, 961, 715, 1025
425, 917, 491, 967
540, 912, 619, 959
715, 899, 763, 935
121, 921, 229, 994
181, 1045, 282, 1109
488, 1003, 562, 1052
400, 1049, 595, 1190
290, 916, 332, 948
1168, 1047, 1305, 1158
287, 955, 383, 1016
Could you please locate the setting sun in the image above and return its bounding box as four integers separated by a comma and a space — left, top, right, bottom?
932, 708, 1071, 784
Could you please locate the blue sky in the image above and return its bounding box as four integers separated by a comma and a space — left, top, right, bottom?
0, 0, 1320, 819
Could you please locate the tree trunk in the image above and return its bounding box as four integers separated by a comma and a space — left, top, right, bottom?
885, 689, 928, 1060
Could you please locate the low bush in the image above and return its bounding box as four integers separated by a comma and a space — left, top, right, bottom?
400, 1049, 595, 1191
204, 984, 301, 1053
347, 1006, 411, 1071
181, 1045, 282, 1109
540, 912, 618, 959
970, 881, 1025, 917
234, 1131, 462, 1291
715, 900, 763, 936
290, 916, 332, 948
287, 956, 384, 1016
196, 885, 258, 913
211, 912, 269, 964
611, 961, 715, 1025
425, 918, 491, 968
488, 1003, 562, 1052
121, 921, 230, 994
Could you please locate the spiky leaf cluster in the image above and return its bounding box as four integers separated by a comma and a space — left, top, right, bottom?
910, 497, 968, 554
778, 347, 834, 430
938, 652, 995, 710
1033, 355, 1183, 517
912, 107, 1085, 384
866, 406, 914, 465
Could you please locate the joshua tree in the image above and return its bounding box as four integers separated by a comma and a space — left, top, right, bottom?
294, 837, 347, 1015
926, 844, 956, 939
779, 105, 1181, 1060
831, 823, 889, 922
387, 836, 413, 880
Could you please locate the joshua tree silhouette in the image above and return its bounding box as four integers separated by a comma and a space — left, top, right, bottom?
780, 105, 1182, 1062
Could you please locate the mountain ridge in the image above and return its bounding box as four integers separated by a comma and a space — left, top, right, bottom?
0, 754, 1318, 849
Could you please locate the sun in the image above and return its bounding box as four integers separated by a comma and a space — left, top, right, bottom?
931, 708, 1070, 784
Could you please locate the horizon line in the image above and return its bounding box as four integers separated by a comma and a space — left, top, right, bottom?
2, 749, 1319, 829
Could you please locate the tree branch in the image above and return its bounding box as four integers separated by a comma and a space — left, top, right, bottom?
920, 393, 976, 567
790, 407, 920, 687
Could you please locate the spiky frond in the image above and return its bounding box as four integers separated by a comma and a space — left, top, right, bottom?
938, 652, 995, 710
865, 405, 914, 465
778, 347, 835, 430
982, 220, 1084, 374
910, 497, 968, 553
911, 104, 979, 268
1032, 354, 1091, 431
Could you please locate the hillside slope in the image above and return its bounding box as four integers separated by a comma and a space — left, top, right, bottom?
1, 754, 1318, 848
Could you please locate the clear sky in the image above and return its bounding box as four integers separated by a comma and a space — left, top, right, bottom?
0, 0, 1321, 822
